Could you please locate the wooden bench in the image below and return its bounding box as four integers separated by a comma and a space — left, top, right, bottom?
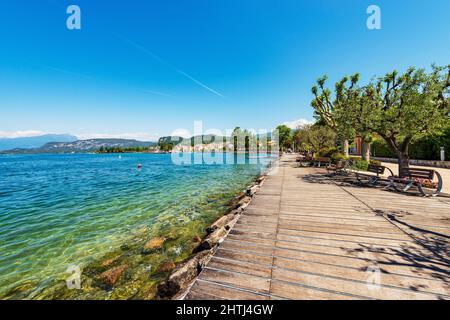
297, 156, 314, 167
356, 164, 394, 186
326, 159, 348, 175
388, 167, 443, 197
311, 157, 331, 168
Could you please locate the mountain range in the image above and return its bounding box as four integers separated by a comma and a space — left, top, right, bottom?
0, 132, 273, 154
0, 137, 157, 154
0, 134, 78, 151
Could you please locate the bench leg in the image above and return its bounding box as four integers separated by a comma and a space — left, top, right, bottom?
384, 178, 396, 191
403, 181, 414, 192
368, 176, 378, 186
417, 183, 428, 197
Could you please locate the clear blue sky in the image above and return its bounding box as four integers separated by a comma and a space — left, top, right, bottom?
0, 0, 449, 140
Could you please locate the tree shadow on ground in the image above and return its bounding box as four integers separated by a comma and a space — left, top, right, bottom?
341, 209, 449, 298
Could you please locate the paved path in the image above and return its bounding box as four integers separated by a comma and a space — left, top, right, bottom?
184, 155, 450, 300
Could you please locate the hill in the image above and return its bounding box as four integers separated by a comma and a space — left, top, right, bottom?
0, 134, 77, 151
1, 138, 157, 154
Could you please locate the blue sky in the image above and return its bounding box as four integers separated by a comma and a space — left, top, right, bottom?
0, 0, 449, 140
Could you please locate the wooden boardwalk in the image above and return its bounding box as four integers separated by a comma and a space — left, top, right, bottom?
184, 155, 450, 300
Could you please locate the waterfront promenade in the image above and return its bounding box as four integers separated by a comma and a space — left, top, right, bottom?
184, 155, 450, 300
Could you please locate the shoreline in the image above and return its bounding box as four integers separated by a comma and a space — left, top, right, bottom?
155, 158, 279, 300
1, 156, 277, 300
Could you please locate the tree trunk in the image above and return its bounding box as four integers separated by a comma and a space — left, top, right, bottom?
343, 139, 349, 157
398, 151, 410, 176
362, 143, 370, 162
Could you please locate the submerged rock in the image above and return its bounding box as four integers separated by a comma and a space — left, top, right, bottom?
99, 265, 128, 286
157, 260, 176, 273
120, 244, 130, 251
100, 257, 117, 267
142, 237, 165, 254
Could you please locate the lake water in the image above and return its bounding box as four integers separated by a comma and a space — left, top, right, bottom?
0, 153, 273, 299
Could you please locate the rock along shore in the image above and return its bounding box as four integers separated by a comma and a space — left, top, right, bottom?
155, 159, 278, 299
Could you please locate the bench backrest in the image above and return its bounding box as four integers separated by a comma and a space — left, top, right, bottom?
401, 168, 435, 180
367, 164, 385, 175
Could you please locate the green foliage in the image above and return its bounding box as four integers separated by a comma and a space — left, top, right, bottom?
275, 125, 293, 151
371, 139, 395, 158
231, 127, 259, 152
294, 124, 336, 154
317, 146, 346, 163
159, 143, 174, 152
318, 147, 339, 157
372, 126, 450, 160
310, 65, 450, 172
97, 146, 150, 153
353, 160, 369, 171
331, 152, 346, 164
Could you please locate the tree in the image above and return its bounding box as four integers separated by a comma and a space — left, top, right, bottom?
359, 65, 450, 174
294, 124, 336, 155
311, 75, 355, 157
334, 73, 373, 161
275, 125, 293, 151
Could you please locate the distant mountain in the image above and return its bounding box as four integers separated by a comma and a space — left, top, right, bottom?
1, 139, 157, 154
0, 134, 77, 151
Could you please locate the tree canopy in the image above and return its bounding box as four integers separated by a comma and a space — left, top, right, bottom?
309, 64, 450, 173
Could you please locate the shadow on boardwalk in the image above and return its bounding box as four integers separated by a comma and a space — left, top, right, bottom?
301, 170, 450, 292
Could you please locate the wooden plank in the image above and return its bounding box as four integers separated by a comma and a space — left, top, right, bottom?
184, 155, 450, 300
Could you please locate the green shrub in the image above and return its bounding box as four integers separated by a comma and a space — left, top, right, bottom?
331, 152, 346, 164
371, 140, 396, 158
371, 127, 450, 161
349, 156, 362, 162
318, 147, 339, 158
369, 159, 381, 166
353, 160, 369, 171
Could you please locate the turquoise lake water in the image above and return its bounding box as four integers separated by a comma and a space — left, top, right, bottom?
0, 153, 272, 299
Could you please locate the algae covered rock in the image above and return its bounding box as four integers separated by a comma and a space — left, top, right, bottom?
99, 265, 128, 285
142, 237, 165, 254
157, 260, 176, 273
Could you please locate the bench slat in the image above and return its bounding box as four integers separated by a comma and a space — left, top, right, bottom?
367, 164, 385, 174
401, 168, 434, 180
